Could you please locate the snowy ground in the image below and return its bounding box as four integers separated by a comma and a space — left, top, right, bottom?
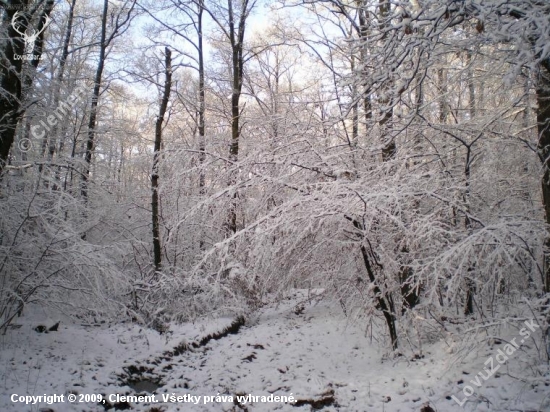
1, 291, 548, 411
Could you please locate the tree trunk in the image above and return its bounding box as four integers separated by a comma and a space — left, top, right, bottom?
197, 0, 207, 250
81, 0, 109, 204
350, 217, 398, 350
198, 0, 206, 195
44, 0, 76, 187
438, 68, 448, 124
378, 0, 395, 161
151, 47, 172, 274
464, 51, 476, 315
225, 0, 248, 235
356, 1, 371, 127
50, 0, 76, 161
359, 241, 398, 350
81, 0, 136, 205
537, 61, 550, 293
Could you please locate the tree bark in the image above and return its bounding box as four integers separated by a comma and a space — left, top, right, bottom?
197, 0, 206, 195
378, 0, 395, 161
81, 0, 136, 204
205, 0, 250, 235
537, 60, 550, 293
349, 217, 398, 350
464, 50, 476, 315
151, 47, 172, 274
43, 0, 76, 187
50, 0, 76, 162
81, 0, 109, 203
438, 68, 448, 124
226, 0, 247, 234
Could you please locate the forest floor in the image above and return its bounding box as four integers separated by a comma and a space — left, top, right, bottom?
0, 290, 548, 412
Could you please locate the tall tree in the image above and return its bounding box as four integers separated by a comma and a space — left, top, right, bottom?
151, 47, 172, 273
39, 0, 76, 184
81, 0, 136, 203
206, 0, 256, 234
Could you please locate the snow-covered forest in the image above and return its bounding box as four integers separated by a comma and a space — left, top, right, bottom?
1, 0, 550, 411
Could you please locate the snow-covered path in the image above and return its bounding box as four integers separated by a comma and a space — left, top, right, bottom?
1, 292, 547, 411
